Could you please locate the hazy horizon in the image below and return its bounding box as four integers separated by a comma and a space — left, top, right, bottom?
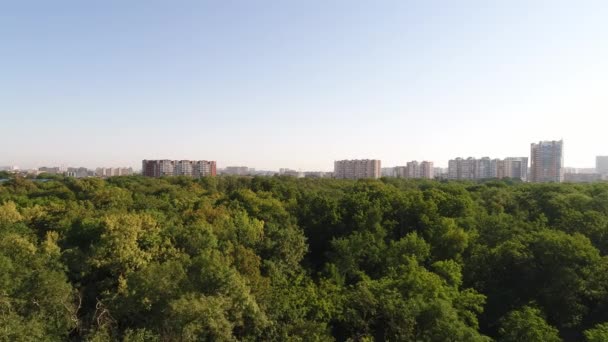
2, 1, 607, 171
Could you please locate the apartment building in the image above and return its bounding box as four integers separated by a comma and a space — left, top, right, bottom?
530, 140, 564, 183
142, 160, 216, 178
448, 157, 477, 180
420, 161, 434, 179
95, 167, 134, 177
502, 157, 528, 181
334, 159, 381, 179
390, 161, 434, 179
448, 157, 528, 181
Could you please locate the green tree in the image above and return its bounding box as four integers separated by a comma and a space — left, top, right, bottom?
498, 306, 561, 342
584, 322, 608, 342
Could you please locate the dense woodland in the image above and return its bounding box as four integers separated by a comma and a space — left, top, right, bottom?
2, 173, 608, 341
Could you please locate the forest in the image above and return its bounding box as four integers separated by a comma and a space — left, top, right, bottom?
1, 173, 608, 341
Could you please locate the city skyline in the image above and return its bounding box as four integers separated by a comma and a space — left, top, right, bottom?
2, 1, 608, 170
1, 148, 605, 173
4, 141, 608, 183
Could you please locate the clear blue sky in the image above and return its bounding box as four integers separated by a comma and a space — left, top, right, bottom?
1, 1, 607, 170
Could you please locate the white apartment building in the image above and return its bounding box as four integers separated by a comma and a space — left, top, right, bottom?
448, 157, 528, 181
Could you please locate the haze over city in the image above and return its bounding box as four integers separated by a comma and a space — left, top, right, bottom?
2, 1, 608, 170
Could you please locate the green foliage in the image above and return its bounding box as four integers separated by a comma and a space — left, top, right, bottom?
1, 177, 608, 341
584, 322, 608, 342
498, 306, 561, 342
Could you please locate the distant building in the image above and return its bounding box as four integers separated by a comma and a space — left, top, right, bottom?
223, 166, 251, 176
279, 168, 303, 177
38, 167, 62, 175
390, 161, 434, 179
448, 157, 528, 181
142, 160, 216, 178
597, 156, 608, 175
0, 166, 19, 172
175, 160, 194, 177
530, 140, 564, 183
502, 157, 529, 181
303, 171, 332, 178
564, 173, 602, 183
381, 167, 396, 177
394, 166, 407, 178
448, 157, 476, 180
434, 167, 447, 179
251, 170, 275, 176
66, 167, 89, 178
420, 161, 434, 179
406, 161, 420, 178
95, 167, 134, 177
381, 160, 435, 179
475, 157, 494, 180
334, 159, 381, 179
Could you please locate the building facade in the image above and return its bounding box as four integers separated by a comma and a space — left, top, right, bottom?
597, 156, 608, 175
448, 157, 528, 181
530, 140, 564, 183
381, 167, 396, 177
95, 167, 134, 177
564, 173, 602, 183
334, 159, 381, 179
223, 166, 251, 176
448, 157, 477, 180
503, 157, 528, 181
384, 161, 435, 180
405, 161, 420, 178
420, 161, 434, 179
142, 160, 216, 178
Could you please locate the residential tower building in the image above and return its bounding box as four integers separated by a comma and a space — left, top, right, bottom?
530, 140, 564, 183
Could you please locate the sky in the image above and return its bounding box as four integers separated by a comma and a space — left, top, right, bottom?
1, 0, 608, 171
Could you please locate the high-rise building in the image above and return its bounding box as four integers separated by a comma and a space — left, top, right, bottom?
406, 161, 420, 178
175, 160, 194, 177
448, 157, 477, 180
503, 157, 528, 181
597, 156, 608, 175
530, 140, 564, 183
392, 166, 406, 178
192, 160, 216, 177
388, 161, 434, 179
334, 159, 381, 179
475, 157, 494, 180
420, 161, 434, 179
142, 160, 216, 178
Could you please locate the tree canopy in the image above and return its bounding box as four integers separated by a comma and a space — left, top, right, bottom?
1, 175, 608, 341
